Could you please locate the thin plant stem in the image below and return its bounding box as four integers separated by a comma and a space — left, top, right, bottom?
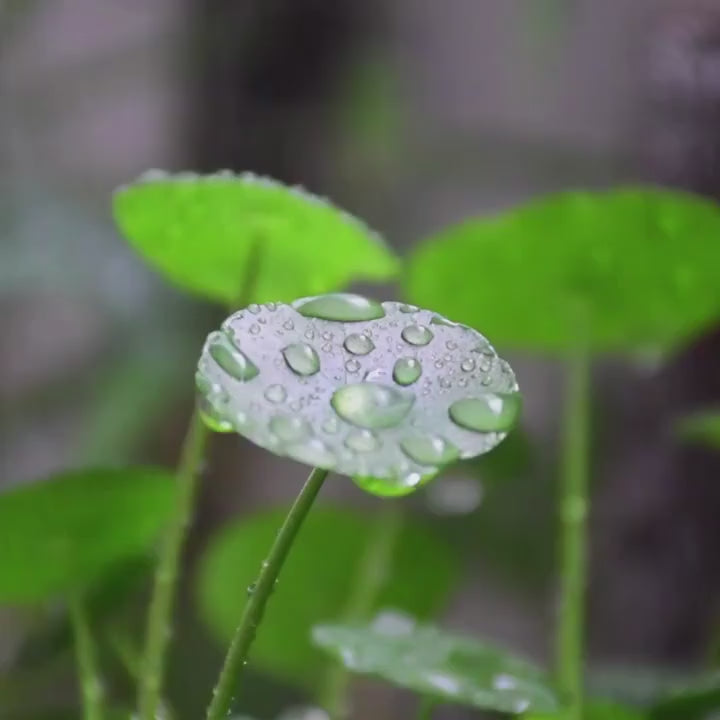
417, 696, 436, 720
205, 466, 329, 720
70, 595, 104, 720
319, 503, 403, 718
555, 346, 590, 720
138, 410, 210, 720
138, 246, 261, 720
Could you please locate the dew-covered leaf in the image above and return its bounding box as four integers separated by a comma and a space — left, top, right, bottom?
404, 188, 720, 354
196, 506, 458, 690
113, 171, 399, 305
676, 410, 720, 450
195, 294, 520, 495
312, 612, 558, 714
0, 468, 174, 604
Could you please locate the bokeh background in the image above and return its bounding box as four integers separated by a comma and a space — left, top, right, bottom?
2, 1, 720, 718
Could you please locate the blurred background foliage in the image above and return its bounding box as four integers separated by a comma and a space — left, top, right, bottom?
2, 1, 720, 719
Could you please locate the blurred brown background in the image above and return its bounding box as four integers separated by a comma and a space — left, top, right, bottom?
2, 1, 720, 718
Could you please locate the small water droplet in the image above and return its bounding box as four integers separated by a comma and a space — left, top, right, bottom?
399, 304, 418, 313
439, 377, 452, 389
248, 304, 261, 314
364, 367, 390, 383
344, 333, 375, 355
321, 343, 333, 353
345, 359, 361, 373
448, 393, 521, 432
264, 384, 287, 403
282, 343, 320, 376
304, 328, 315, 340
295, 293, 385, 322
247, 582, 257, 595
461, 358, 476, 372
286, 438, 336, 468
345, 429, 380, 452
269, 415, 311, 442
430, 315, 456, 327
400, 435, 459, 466
283, 320, 295, 330
393, 357, 422, 386
331, 383, 415, 429
445, 340, 457, 350
322, 417, 339, 434
322, 331, 333, 341
208, 333, 259, 381
265, 301, 277, 311
401, 324, 433, 346
249, 324, 261, 335
434, 359, 445, 369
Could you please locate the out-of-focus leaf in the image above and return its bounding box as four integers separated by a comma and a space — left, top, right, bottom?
461, 425, 535, 482
313, 611, 558, 714
113, 172, 399, 305
676, 410, 720, 451
525, 699, 646, 719
650, 670, 720, 720
0, 468, 174, 604
404, 188, 720, 354
196, 506, 458, 690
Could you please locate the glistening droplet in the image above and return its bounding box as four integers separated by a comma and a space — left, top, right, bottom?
264, 384, 287, 403
344, 333, 375, 355
208, 333, 259, 381
400, 435, 459, 466
345, 429, 380, 452
295, 293, 385, 322
393, 357, 422, 386
401, 324, 433, 346
282, 343, 320, 376
448, 393, 521, 433
331, 383, 414, 429
269, 415, 311, 442
286, 439, 336, 468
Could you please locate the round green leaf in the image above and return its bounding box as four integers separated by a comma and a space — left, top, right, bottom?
196, 506, 458, 690
0, 467, 174, 604
312, 612, 558, 714
113, 171, 399, 305
195, 294, 520, 495
404, 188, 720, 354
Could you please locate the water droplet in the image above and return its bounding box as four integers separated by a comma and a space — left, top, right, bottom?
322, 417, 339, 434
264, 384, 287, 403
269, 415, 311, 442
208, 333, 259, 381
448, 393, 521, 432
249, 324, 261, 335
400, 435, 459, 466
364, 367, 390, 384
331, 383, 415, 429
345, 359, 361, 373
286, 439, 336, 468
434, 359, 445, 369
248, 303, 261, 314
282, 343, 320, 376
194, 371, 215, 396
247, 582, 257, 595
304, 328, 315, 340
322, 331, 333, 341
321, 343, 333, 353
430, 315, 456, 327
492, 674, 517, 691
345, 429, 380, 452
296, 293, 385, 322
399, 304, 418, 313
393, 358, 422, 386
283, 320, 295, 330
198, 402, 233, 433
344, 333, 375, 355
461, 358, 476, 372
265, 302, 277, 311
445, 340, 457, 350
439, 377, 452, 389
401, 324, 433, 346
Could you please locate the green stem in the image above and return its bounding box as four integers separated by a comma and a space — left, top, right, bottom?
320, 503, 403, 718
205, 466, 329, 720
70, 595, 103, 720
417, 696, 436, 720
555, 347, 590, 719
138, 410, 210, 720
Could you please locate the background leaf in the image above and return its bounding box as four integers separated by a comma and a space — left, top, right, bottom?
404, 188, 720, 354
313, 612, 558, 714
0, 467, 174, 604
196, 505, 458, 690
113, 172, 399, 305
675, 410, 720, 451
525, 699, 647, 719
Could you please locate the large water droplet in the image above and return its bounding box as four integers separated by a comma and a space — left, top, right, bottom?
353, 475, 419, 498
344, 333, 375, 355
393, 357, 422, 386
208, 333, 259, 381
282, 343, 320, 376
331, 383, 415, 429
198, 402, 233, 433
286, 439, 336, 468
401, 324, 433, 346
295, 293, 385, 322
448, 393, 521, 432
345, 429, 380, 452
400, 435, 459, 466
269, 415, 311, 442
264, 384, 287, 403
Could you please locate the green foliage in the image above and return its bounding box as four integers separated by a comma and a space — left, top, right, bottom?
649, 670, 720, 720
404, 188, 720, 354
196, 505, 458, 690
312, 612, 559, 714
113, 171, 399, 305
0, 468, 174, 604
524, 699, 647, 719
676, 410, 720, 450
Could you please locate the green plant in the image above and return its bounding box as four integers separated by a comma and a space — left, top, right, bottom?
2, 175, 720, 720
